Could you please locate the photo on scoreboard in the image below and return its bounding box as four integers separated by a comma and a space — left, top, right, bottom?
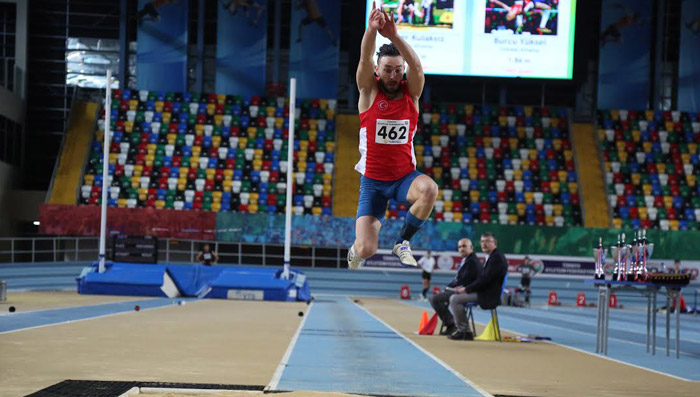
484, 1, 559, 36
377, 0, 455, 30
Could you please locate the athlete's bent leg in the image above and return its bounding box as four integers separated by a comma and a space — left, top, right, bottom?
392, 174, 438, 267
405, 175, 439, 220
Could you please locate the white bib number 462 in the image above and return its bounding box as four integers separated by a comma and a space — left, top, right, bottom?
375, 119, 410, 144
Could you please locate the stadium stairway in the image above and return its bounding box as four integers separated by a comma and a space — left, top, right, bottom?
48, 101, 99, 205
333, 114, 361, 217
571, 122, 610, 227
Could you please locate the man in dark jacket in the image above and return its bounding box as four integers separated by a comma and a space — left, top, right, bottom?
429, 238, 481, 336
448, 232, 508, 340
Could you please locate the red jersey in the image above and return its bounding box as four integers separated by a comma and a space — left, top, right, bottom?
356, 81, 419, 181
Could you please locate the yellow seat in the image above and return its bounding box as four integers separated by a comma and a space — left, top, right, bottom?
550, 182, 560, 194
470, 191, 480, 202
312, 207, 322, 216
214, 115, 223, 126
663, 196, 673, 208
248, 204, 258, 214
642, 184, 652, 195
632, 130, 641, 142
545, 216, 554, 226
638, 207, 648, 220
129, 99, 139, 110
553, 204, 563, 216
212, 202, 221, 212
155, 200, 165, 209
467, 147, 477, 157
558, 171, 568, 183
84, 174, 94, 185
206, 103, 215, 116
192, 146, 202, 156
612, 218, 622, 228
669, 220, 679, 231
195, 124, 204, 136
117, 198, 128, 208
631, 173, 641, 185
524, 192, 534, 204
155, 101, 164, 113
453, 212, 463, 222
161, 113, 171, 124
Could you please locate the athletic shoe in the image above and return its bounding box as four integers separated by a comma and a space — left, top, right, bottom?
448, 331, 474, 341
537, 27, 552, 34
392, 240, 418, 267
347, 246, 365, 270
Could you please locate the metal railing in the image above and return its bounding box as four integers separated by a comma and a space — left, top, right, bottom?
0, 237, 348, 268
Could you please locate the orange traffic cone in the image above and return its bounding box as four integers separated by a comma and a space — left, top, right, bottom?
418, 310, 429, 333
419, 313, 439, 335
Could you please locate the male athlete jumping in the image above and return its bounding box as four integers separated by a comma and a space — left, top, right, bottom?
347, 3, 438, 270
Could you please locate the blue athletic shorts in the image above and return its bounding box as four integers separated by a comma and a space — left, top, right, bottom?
356, 170, 423, 221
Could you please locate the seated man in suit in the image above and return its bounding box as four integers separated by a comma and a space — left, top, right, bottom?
429, 238, 481, 336
448, 232, 508, 340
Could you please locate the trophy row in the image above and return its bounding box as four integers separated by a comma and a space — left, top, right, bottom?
593, 230, 654, 281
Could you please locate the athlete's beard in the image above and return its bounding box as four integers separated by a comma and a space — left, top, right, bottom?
379, 78, 401, 96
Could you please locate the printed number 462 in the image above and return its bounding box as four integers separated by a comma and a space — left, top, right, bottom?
378, 125, 407, 140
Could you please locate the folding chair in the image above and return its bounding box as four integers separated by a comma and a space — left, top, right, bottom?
465, 273, 509, 342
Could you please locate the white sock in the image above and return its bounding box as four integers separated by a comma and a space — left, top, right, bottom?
516, 14, 523, 28
540, 10, 551, 29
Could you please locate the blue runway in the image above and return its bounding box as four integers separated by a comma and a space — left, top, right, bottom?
407, 300, 700, 381
275, 296, 489, 396
0, 298, 191, 334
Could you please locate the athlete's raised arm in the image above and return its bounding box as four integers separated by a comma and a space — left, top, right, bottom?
357, 2, 385, 112
378, 10, 424, 102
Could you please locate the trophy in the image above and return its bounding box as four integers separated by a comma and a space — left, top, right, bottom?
593, 237, 606, 280
619, 233, 629, 281
611, 234, 622, 281
626, 232, 638, 281
637, 229, 653, 281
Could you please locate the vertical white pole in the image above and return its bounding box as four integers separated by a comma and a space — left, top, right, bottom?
98, 70, 112, 273
283, 78, 296, 280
